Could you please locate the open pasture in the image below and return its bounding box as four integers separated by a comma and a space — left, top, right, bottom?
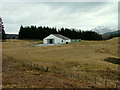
2, 38, 120, 88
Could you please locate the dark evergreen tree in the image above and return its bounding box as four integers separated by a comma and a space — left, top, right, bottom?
0, 17, 6, 41
19, 25, 24, 39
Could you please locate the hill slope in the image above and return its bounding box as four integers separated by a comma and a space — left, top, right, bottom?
103, 30, 120, 35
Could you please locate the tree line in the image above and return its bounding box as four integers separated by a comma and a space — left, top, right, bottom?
19, 25, 103, 40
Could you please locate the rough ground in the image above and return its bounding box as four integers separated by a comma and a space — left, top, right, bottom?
2, 56, 100, 88
2, 38, 119, 88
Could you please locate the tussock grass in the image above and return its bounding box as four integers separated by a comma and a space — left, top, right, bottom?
2, 38, 119, 84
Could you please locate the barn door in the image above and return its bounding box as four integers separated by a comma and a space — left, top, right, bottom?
47, 39, 54, 44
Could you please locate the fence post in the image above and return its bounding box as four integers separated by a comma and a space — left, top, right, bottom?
63, 71, 66, 77
20, 60, 22, 64
18, 60, 20, 64
116, 81, 120, 89
99, 78, 102, 85
85, 75, 88, 83
115, 81, 118, 88
37, 64, 39, 70
23, 61, 25, 66
105, 77, 108, 87
28, 62, 30, 67
94, 76, 97, 84
27, 62, 31, 67
33, 63, 35, 67
35, 63, 37, 69
37, 64, 40, 70
77, 73, 80, 80
30, 62, 33, 70
70, 72, 73, 79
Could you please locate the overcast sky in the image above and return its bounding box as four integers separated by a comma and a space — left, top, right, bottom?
1, 1, 118, 34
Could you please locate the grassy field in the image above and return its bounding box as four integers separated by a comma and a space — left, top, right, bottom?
2, 37, 120, 88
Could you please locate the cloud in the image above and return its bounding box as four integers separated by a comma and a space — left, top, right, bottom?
1, 2, 118, 34
2, 0, 119, 2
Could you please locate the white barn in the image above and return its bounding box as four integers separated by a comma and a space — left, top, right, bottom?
43, 34, 71, 44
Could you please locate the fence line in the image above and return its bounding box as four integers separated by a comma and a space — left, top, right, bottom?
5, 55, 120, 88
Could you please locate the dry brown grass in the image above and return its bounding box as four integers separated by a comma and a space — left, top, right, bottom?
3, 38, 118, 69
2, 38, 119, 87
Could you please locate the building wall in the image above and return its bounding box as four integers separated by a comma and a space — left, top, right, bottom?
43, 34, 71, 44
65, 39, 71, 43
71, 39, 81, 43
43, 34, 62, 44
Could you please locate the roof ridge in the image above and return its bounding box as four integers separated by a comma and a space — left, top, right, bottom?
51, 34, 70, 40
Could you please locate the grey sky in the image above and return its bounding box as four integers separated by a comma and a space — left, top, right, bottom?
1, 1, 118, 34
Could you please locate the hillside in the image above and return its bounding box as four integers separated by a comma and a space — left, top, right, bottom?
91, 26, 117, 34
103, 30, 120, 35
2, 38, 120, 88
102, 30, 120, 40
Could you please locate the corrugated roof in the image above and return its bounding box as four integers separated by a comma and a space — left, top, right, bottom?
52, 34, 70, 40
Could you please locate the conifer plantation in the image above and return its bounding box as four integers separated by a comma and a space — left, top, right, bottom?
19, 25, 103, 40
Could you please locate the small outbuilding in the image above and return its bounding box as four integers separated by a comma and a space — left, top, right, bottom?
43, 34, 71, 44
71, 39, 81, 43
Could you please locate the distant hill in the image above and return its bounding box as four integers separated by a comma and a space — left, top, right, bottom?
91, 26, 117, 34
102, 30, 120, 40
103, 30, 120, 35
6, 34, 18, 39
90, 26, 119, 40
